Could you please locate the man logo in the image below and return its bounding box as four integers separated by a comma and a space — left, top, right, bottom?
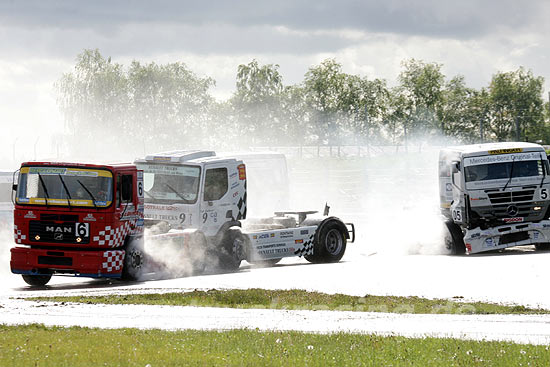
54, 233, 63, 241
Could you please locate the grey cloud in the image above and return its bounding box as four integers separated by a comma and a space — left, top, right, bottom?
0, 0, 547, 39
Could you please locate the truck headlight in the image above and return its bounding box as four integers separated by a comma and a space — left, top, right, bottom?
534, 206, 542, 211
35, 235, 40, 240
76, 237, 82, 243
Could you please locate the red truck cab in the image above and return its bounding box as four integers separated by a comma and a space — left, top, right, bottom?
10, 161, 144, 286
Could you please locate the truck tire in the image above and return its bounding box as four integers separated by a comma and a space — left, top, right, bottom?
187, 231, 208, 275
121, 237, 145, 281
217, 229, 244, 271
22, 274, 52, 286
535, 243, 550, 251
444, 220, 466, 255
306, 219, 347, 263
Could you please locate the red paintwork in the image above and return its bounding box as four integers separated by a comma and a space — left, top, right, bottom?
10, 162, 144, 279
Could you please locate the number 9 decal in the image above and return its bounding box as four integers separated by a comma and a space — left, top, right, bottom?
202, 213, 208, 223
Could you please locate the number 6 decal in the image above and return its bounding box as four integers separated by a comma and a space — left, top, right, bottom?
75, 222, 90, 237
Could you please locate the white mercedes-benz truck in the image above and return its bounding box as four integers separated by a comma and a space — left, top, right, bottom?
439, 142, 550, 254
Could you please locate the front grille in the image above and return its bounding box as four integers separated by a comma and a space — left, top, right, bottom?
40, 214, 79, 222
29, 221, 89, 244
487, 189, 535, 204
500, 231, 529, 245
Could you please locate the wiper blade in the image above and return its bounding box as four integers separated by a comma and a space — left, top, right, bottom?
37, 172, 50, 207
164, 183, 187, 201
58, 174, 72, 210
144, 190, 157, 199
503, 157, 516, 191
77, 180, 98, 209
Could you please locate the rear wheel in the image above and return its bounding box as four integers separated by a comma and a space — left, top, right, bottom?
305, 220, 347, 263
22, 274, 52, 286
444, 221, 466, 255
122, 237, 145, 281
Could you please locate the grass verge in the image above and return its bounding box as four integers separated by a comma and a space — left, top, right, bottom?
25, 288, 548, 315
1, 324, 549, 366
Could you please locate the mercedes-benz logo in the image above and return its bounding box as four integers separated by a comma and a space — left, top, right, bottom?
507, 205, 519, 217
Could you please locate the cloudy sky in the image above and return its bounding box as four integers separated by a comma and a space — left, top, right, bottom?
1, 0, 550, 164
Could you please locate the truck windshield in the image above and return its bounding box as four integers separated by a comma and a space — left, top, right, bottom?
465, 160, 545, 182
16, 166, 113, 207
136, 163, 200, 204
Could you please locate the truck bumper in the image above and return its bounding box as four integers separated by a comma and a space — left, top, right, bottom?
10, 247, 125, 278
464, 221, 550, 254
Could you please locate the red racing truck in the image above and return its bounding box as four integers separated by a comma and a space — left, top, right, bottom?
10, 162, 145, 286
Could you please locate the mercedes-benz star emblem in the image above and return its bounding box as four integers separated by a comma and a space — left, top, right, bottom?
507, 205, 519, 217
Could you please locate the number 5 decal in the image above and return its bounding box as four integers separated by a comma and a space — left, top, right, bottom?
452, 209, 462, 222
541, 188, 548, 200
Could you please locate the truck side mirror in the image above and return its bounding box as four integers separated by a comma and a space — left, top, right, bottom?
451, 161, 460, 174
12, 184, 17, 192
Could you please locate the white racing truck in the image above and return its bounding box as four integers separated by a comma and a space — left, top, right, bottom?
135, 151, 355, 272
439, 142, 550, 254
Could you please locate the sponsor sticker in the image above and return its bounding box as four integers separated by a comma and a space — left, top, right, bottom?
24, 211, 36, 219
300, 229, 309, 235
489, 148, 523, 155
503, 217, 524, 223
83, 213, 96, 222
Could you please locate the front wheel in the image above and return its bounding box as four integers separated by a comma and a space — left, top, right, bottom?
535, 243, 550, 251
121, 237, 145, 281
305, 220, 347, 263
22, 274, 52, 286
444, 221, 466, 255
217, 229, 244, 271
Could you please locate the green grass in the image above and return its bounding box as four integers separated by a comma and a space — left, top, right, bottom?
25, 288, 549, 315
0, 324, 548, 366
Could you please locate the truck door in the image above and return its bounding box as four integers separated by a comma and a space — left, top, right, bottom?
200, 164, 232, 237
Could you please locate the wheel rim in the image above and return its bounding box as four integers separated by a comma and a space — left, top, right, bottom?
325, 229, 343, 255
130, 250, 143, 269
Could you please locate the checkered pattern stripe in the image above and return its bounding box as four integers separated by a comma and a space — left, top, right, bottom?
14, 225, 26, 244
93, 220, 135, 248
236, 180, 247, 220
102, 250, 124, 273
294, 234, 315, 257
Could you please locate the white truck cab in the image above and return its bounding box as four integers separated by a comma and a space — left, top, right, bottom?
439, 142, 550, 254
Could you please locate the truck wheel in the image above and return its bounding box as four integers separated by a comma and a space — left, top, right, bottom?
217, 229, 244, 271
188, 232, 208, 275
535, 243, 550, 251
306, 220, 347, 263
444, 221, 466, 255
22, 274, 52, 286
122, 237, 145, 281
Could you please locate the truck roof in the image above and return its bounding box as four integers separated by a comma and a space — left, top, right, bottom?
442, 142, 545, 158
135, 150, 242, 166
20, 161, 136, 170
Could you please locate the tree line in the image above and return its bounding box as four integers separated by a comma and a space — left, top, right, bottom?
56, 49, 550, 155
